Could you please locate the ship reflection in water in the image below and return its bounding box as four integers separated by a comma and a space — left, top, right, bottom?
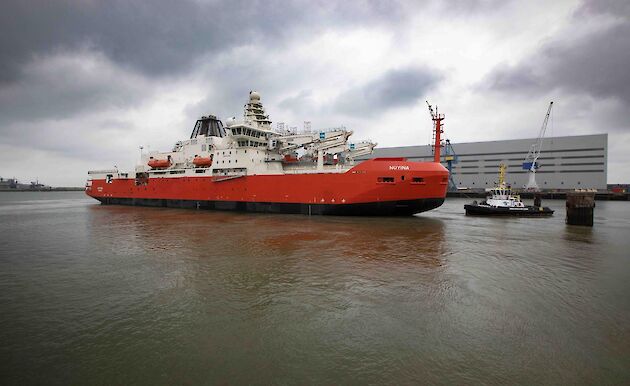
89, 204, 448, 263
1, 192, 629, 385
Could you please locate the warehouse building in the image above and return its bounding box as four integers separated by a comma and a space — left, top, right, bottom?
359, 134, 607, 190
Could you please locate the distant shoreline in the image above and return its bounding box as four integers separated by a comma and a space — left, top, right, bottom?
0, 187, 84, 192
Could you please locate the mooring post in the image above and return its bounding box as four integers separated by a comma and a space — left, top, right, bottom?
566, 191, 595, 226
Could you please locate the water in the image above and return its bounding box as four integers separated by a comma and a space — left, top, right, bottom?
1, 191, 629, 385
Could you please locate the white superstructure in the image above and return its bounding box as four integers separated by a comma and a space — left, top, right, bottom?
480, 164, 526, 209
91, 91, 376, 181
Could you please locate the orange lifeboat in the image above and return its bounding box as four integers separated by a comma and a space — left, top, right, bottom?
193, 155, 213, 167
148, 157, 171, 169
283, 154, 298, 163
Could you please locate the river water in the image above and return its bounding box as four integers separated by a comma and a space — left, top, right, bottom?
0, 191, 629, 385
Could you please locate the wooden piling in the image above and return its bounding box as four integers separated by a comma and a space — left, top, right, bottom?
566, 191, 595, 226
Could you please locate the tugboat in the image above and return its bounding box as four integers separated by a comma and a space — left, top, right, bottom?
464, 164, 554, 216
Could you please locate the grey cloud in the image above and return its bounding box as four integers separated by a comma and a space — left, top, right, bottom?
278, 90, 315, 114
333, 67, 442, 116
484, 1, 630, 110
2, 117, 135, 162
0, 51, 151, 126
0, 0, 414, 84
575, 0, 630, 17
183, 50, 326, 124
0, 0, 424, 130
438, 0, 509, 14
0, 0, 508, 126
0, 0, 511, 85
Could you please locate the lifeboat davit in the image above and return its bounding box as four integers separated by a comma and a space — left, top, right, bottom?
193, 156, 213, 167
148, 158, 171, 169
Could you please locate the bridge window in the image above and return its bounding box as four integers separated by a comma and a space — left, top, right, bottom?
377, 177, 395, 183
412, 177, 424, 184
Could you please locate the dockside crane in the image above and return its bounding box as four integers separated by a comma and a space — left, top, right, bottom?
443, 139, 459, 191
523, 101, 553, 191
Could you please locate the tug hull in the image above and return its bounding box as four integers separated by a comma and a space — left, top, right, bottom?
464, 204, 554, 216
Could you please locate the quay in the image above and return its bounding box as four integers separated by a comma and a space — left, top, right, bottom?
447, 190, 629, 201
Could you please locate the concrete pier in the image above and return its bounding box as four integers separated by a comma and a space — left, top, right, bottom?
566, 191, 596, 226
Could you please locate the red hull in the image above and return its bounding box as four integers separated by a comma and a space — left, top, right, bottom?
86, 159, 448, 216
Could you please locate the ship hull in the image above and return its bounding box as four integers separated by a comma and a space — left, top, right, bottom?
86, 159, 449, 216
94, 197, 444, 216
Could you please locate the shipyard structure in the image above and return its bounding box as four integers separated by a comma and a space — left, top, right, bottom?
359, 134, 607, 190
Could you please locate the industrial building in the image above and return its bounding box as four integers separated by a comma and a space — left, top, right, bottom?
359, 134, 607, 190
0, 177, 50, 191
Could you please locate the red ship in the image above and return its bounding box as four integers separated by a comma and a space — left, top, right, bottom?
86, 92, 448, 216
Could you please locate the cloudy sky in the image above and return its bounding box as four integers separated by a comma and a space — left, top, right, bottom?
1, 0, 628, 186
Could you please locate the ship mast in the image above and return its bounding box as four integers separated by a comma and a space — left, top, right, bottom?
244, 91, 272, 129
498, 163, 507, 188
427, 101, 444, 163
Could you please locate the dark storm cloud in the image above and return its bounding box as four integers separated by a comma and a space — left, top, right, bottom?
333, 67, 442, 115
0, 0, 426, 130
484, 0, 630, 107
0, 0, 515, 84
0, 0, 413, 84
0, 52, 149, 126
576, 0, 630, 17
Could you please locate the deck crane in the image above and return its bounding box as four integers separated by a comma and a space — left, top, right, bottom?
344, 140, 377, 162
523, 101, 553, 191
443, 139, 459, 191
269, 128, 375, 169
